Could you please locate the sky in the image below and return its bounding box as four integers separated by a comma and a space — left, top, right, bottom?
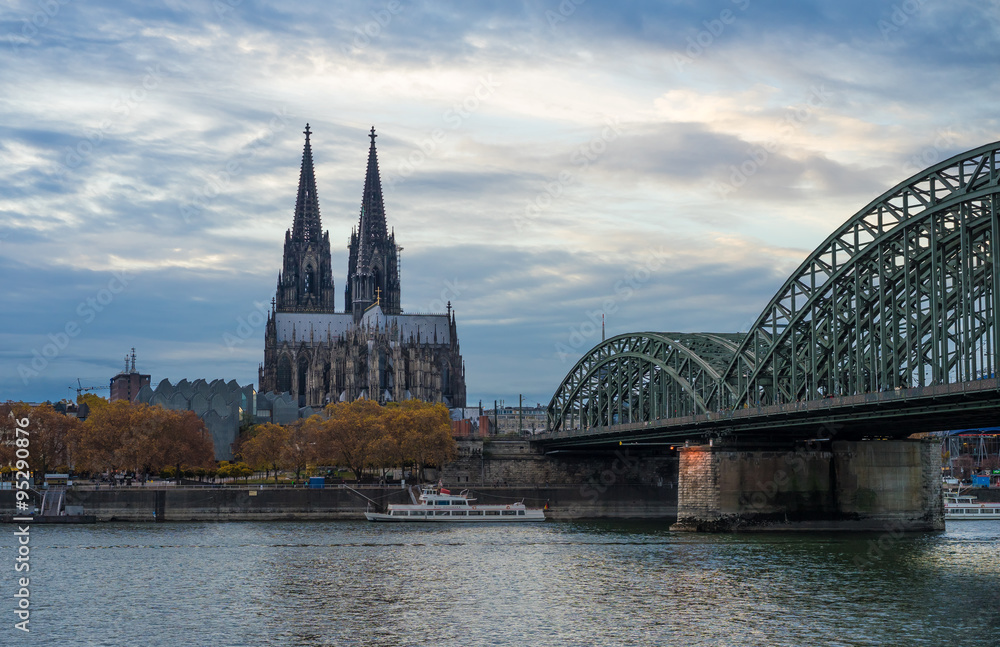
2, 0, 999, 410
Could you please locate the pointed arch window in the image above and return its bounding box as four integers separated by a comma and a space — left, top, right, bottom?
297, 356, 310, 406
277, 356, 292, 394
373, 267, 383, 303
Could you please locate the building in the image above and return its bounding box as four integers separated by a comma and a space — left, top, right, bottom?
134, 378, 255, 461
109, 348, 151, 403
449, 407, 491, 438
259, 125, 466, 409
485, 404, 548, 436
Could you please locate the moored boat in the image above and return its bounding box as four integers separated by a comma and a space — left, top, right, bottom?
944, 490, 1000, 520
364, 486, 546, 522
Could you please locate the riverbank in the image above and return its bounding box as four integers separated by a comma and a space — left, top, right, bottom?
0, 483, 678, 522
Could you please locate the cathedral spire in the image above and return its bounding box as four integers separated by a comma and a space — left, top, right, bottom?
292, 123, 322, 244
275, 124, 336, 313
356, 126, 388, 271
347, 127, 400, 319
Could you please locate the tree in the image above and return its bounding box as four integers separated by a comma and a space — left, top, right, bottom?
376, 403, 412, 479
283, 417, 319, 481
0, 402, 78, 480
77, 393, 108, 414
216, 461, 251, 482
232, 461, 253, 482
316, 399, 383, 481
239, 409, 257, 435
25, 403, 77, 480
240, 423, 289, 482
399, 400, 456, 479
0, 402, 28, 473
75, 399, 143, 474
315, 399, 455, 483
75, 401, 214, 477
149, 408, 215, 481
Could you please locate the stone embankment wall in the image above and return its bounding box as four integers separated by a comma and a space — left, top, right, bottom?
673, 439, 943, 532
1, 487, 378, 522
0, 483, 676, 522
442, 439, 677, 486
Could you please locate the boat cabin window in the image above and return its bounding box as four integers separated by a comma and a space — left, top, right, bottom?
517, 510, 525, 516
469, 510, 483, 516
502, 510, 515, 516
485, 510, 499, 515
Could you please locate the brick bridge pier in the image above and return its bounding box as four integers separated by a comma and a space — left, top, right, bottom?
670, 438, 943, 532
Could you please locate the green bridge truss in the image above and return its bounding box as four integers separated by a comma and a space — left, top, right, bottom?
548, 141, 1000, 433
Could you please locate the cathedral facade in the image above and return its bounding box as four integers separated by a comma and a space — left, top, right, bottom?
259, 125, 466, 409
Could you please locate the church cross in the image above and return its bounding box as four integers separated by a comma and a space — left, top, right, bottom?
375, 286, 381, 306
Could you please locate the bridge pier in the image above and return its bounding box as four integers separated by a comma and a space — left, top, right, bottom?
670, 439, 943, 532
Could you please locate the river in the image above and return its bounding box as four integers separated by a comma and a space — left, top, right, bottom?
2, 520, 997, 646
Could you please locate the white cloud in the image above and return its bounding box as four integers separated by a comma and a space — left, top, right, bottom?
2, 0, 999, 406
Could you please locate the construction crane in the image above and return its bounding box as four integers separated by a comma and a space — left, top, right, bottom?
70, 378, 110, 398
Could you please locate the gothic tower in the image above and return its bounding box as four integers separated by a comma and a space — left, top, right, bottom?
345, 127, 400, 320
261, 125, 466, 410
275, 124, 336, 313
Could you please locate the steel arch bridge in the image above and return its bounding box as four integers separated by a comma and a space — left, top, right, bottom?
547, 141, 1000, 436
548, 332, 746, 431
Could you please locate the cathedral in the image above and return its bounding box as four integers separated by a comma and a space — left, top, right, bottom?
258, 125, 466, 409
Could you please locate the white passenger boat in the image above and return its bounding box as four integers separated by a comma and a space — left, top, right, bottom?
364, 486, 546, 522
944, 491, 1000, 520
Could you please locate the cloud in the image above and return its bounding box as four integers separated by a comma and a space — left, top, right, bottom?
2, 0, 999, 409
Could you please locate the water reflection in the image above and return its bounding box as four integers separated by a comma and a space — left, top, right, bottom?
3, 521, 998, 646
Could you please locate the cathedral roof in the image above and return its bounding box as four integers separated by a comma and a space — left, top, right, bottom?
292, 123, 323, 244
356, 126, 389, 272
274, 311, 454, 344
361, 303, 385, 322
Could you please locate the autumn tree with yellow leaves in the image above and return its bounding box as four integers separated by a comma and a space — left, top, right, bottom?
285, 416, 320, 481
74, 400, 215, 476
0, 401, 79, 480
313, 399, 382, 481
238, 423, 290, 482
233, 399, 455, 482
313, 399, 455, 481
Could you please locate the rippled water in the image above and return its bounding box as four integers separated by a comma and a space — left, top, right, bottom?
2, 520, 998, 646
